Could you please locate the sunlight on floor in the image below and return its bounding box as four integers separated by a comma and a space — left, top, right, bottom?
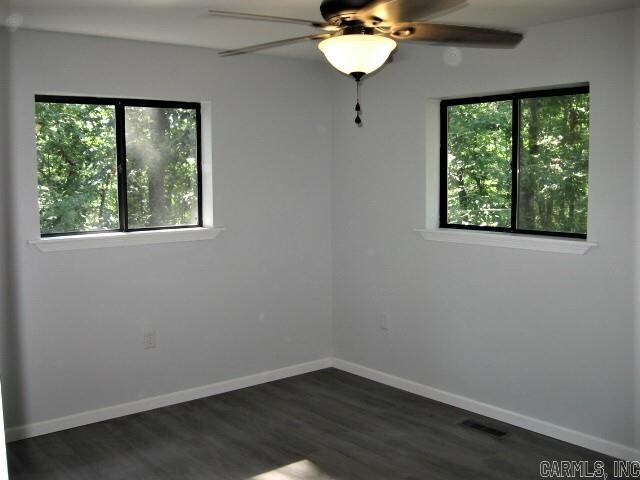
250, 459, 335, 480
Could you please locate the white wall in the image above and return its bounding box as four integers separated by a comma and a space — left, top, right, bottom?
0, 24, 12, 480
634, 6, 640, 449
3, 6, 639, 457
0, 22, 19, 435
332, 9, 637, 449
4, 30, 334, 428
0, 27, 8, 392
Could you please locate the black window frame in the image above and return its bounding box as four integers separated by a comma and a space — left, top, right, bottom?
439, 85, 590, 240
35, 95, 203, 238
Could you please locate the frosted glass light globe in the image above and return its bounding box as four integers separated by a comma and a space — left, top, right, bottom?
318, 34, 397, 76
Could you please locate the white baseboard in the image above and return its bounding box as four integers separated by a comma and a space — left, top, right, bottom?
331, 358, 640, 461
5, 358, 332, 443
6, 356, 639, 462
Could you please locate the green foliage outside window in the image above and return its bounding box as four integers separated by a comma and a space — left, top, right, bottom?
36, 103, 119, 235
447, 101, 512, 228
36, 100, 200, 236
518, 95, 589, 235
125, 107, 199, 229
444, 90, 589, 236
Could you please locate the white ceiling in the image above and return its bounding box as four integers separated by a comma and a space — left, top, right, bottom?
4, 0, 638, 59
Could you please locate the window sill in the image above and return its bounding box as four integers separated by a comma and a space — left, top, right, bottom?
29, 227, 225, 252
414, 229, 597, 255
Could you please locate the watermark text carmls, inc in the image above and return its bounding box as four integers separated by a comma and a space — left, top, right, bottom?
540, 460, 640, 478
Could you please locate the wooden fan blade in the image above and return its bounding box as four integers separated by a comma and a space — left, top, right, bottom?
389, 22, 523, 48
208, 10, 336, 30
219, 34, 332, 57
358, 0, 467, 25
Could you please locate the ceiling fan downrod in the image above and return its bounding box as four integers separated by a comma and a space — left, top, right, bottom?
352, 72, 364, 125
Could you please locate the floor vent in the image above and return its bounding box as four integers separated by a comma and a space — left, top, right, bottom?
459, 419, 507, 438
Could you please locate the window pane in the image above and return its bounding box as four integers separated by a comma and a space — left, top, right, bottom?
446, 101, 513, 228
518, 94, 589, 235
125, 106, 199, 229
36, 102, 119, 235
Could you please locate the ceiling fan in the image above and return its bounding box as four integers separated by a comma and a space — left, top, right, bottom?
209, 0, 524, 124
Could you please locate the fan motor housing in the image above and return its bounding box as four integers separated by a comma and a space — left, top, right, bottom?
320, 0, 374, 23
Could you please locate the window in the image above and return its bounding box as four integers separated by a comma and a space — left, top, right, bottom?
440, 86, 590, 239
35, 96, 202, 237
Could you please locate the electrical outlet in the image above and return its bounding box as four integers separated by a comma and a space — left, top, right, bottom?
143, 330, 157, 349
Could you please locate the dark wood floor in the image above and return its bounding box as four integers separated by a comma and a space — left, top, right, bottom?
8, 368, 616, 479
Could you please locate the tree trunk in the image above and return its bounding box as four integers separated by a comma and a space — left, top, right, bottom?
148, 109, 169, 225
457, 169, 468, 219
519, 100, 540, 229
568, 197, 575, 231
566, 100, 579, 231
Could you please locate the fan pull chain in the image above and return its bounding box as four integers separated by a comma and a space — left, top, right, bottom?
355, 77, 362, 125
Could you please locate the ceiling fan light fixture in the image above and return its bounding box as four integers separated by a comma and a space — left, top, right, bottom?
318, 34, 397, 76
